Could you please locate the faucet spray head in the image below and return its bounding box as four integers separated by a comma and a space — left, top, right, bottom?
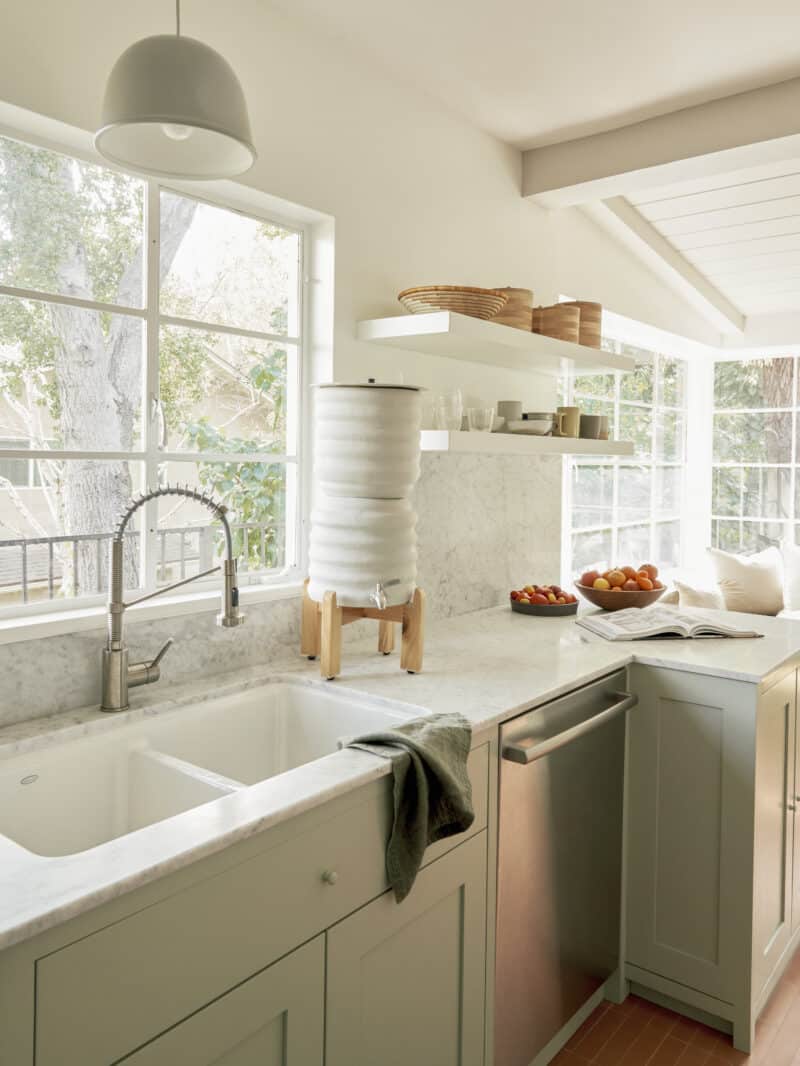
217, 558, 245, 628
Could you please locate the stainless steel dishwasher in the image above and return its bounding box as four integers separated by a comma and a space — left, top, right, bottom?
495, 668, 635, 1066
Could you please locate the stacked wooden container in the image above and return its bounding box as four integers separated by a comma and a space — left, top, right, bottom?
531, 300, 602, 348
491, 287, 534, 330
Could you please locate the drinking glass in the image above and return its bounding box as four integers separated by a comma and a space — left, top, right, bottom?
467, 407, 495, 432
434, 389, 463, 431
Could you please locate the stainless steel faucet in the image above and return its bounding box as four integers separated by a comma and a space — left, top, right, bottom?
101, 485, 245, 712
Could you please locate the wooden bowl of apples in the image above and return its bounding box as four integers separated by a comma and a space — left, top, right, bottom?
575, 564, 666, 612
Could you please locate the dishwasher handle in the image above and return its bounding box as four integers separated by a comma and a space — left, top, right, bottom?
502, 690, 637, 765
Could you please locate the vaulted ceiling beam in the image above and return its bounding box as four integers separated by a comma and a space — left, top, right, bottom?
523, 77, 800, 208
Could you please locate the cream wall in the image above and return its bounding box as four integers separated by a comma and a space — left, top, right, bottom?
0, 0, 719, 723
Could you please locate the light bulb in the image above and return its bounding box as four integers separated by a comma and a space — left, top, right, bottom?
161, 123, 193, 141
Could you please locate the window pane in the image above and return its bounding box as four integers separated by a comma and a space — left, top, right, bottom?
714, 357, 794, 409
617, 465, 652, 522
159, 191, 300, 336
620, 359, 654, 404
618, 523, 650, 561
0, 459, 143, 607
713, 411, 792, 464
711, 519, 782, 553
571, 529, 611, 575
655, 411, 685, 462
618, 404, 652, 458
0, 295, 144, 450
160, 326, 290, 455
572, 373, 614, 400
0, 134, 144, 307
0, 439, 30, 486
660, 356, 686, 407
656, 520, 681, 568
714, 466, 791, 519
571, 463, 614, 529
154, 459, 287, 578
655, 467, 682, 516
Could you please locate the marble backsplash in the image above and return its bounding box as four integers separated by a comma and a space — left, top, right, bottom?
0, 453, 562, 727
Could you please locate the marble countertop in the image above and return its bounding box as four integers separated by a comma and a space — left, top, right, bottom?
2, 604, 800, 952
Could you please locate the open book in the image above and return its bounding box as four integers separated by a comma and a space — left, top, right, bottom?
576, 605, 763, 642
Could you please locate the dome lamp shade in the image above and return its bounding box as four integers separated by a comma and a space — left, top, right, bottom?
95, 9, 256, 180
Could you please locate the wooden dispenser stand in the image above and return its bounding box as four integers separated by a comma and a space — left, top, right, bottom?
301, 580, 425, 680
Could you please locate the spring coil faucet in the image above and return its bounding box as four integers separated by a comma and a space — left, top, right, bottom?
102, 484, 245, 711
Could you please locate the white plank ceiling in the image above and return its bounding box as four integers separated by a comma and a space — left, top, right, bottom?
628, 159, 800, 317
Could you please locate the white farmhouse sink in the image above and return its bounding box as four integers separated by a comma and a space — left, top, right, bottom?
149, 682, 412, 785
0, 680, 414, 857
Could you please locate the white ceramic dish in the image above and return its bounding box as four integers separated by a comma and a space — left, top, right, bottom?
508, 419, 552, 435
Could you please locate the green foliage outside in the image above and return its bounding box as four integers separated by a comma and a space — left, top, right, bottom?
0, 133, 293, 592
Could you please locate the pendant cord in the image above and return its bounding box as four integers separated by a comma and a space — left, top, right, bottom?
176, 0, 181, 36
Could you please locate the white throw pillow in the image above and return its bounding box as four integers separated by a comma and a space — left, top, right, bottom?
781, 538, 800, 611
707, 546, 784, 616
674, 579, 724, 610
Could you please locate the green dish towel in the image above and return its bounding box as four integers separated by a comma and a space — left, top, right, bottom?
348, 713, 474, 903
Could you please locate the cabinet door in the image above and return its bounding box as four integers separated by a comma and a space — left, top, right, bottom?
626, 665, 757, 1004
119, 935, 323, 1066
326, 832, 487, 1066
753, 669, 796, 992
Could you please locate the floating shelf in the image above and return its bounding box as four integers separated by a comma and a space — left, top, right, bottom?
356, 311, 635, 376
421, 431, 635, 456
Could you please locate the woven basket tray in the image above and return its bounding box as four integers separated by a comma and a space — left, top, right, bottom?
398, 285, 508, 320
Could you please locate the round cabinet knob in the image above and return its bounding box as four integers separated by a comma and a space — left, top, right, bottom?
321, 869, 339, 886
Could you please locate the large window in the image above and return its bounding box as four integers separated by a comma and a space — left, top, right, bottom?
712, 357, 797, 551
0, 132, 302, 612
563, 338, 688, 577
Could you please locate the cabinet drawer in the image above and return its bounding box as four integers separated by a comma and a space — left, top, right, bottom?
36, 743, 489, 1066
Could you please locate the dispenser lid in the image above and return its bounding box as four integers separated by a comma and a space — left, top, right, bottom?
315, 379, 423, 391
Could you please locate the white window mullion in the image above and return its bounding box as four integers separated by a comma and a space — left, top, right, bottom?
142, 180, 161, 596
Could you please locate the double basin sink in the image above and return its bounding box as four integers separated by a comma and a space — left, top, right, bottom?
0, 680, 416, 858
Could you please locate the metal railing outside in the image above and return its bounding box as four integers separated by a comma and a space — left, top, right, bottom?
0, 523, 275, 604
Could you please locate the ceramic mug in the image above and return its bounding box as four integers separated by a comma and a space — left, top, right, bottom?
557, 406, 580, 438
496, 400, 522, 423
579, 414, 603, 439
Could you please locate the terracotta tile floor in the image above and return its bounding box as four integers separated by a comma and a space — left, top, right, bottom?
551, 950, 800, 1064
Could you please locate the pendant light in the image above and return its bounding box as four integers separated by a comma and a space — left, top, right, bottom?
95, 0, 256, 180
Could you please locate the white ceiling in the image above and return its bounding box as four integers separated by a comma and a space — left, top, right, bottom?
269, 0, 800, 148
627, 159, 800, 317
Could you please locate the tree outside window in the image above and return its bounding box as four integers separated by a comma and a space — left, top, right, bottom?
0, 133, 301, 610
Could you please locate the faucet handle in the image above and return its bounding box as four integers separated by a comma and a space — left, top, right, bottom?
150, 638, 174, 669
128, 637, 174, 691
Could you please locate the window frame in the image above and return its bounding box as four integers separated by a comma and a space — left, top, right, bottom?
0, 127, 310, 621
710, 354, 799, 551
560, 314, 695, 584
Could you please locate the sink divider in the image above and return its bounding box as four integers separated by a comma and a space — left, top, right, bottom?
127, 749, 247, 833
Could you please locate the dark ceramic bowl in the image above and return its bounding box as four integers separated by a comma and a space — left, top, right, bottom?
511, 598, 579, 617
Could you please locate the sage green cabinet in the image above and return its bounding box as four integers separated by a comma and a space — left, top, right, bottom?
326, 830, 488, 1066
753, 669, 796, 993
625, 663, 800, 1052
119, 935, 324, 1065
